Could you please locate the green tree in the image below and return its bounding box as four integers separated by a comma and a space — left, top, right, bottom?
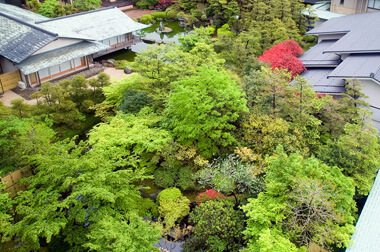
185, 199, 245, 252
0, 183, 13, 248
0, 116, 55, 176
5, 136, 160, 251
242, 147, 356, 251
318, 123, 380, 196
73, 0, 101, 10
88, 108, 171, 173
163, 65, 248, 157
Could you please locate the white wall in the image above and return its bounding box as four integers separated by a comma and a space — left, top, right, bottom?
360, 79, 380, 108
357, 79, 380, 133
0, 57, 18, 73
318, 33, 346, 42
32, 38, 83, 55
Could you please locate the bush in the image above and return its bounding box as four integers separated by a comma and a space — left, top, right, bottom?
114, 60, 129, 69
140, 14, 153, 24
166, 8, 178, 19
195, 189, 226, 206
137, 198, 159, 218
157, 188, 190, 231
151, 11, 166, 19
154, 166, 196, 191
176, 166, 196, 191
118, 89, 152, 114
154, 169, 176, 188
187, 199, 245, 251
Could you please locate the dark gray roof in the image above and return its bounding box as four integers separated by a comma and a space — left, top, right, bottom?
18, 41, 108, 74
0, 3, 48, 23
346, 170, 380, 252
306, 11, 380, 53
36, 7, 148, 41
0, 12, 57, 64
299, 40, 341, 67
328, 54, 380, 83
299, 68, 346, 94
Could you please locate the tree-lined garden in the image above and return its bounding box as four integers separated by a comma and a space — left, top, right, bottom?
1, 1, 379, 251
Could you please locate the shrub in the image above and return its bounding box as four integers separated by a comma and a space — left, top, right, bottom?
118, 89, 152, 114
187, 199, 245, 251
195, 189, 226, 205
140, 14, 153, 24
151, 11, 166, 19
137, 198, 159, 218
114, 60, 129, 69
166, 8, 178, 19
157, 188, 190, 231
154, 166, 196, 191
176, 166, 196, 191
154, 169, 176, 188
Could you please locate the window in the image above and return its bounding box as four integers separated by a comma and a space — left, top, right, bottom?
340, 0, 344, 4
368, 0, 380, 9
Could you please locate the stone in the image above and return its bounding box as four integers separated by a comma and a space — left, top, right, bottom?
124, 67, 133, 74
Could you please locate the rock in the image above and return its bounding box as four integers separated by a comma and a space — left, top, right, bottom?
142, 38, 156, 44
124, 67, 133, 74
179, 21, 187, 28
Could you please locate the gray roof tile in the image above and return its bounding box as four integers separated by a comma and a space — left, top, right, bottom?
299, 68, 346, 93
18, 41, 108, 75
328, 54, 380, 82
0, 13, 57, 64
36, 7, 148, 41
299, 40, 341, 67
0, 3, 48, 23
306, 11, 380, 53
346, 170, 380, 252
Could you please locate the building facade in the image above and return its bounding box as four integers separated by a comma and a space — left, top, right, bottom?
0, 3, 146, 90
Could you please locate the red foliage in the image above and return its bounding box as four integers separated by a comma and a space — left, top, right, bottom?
195, 189, 227, 206
259, 40, 306, 80
156, 0, 174, 9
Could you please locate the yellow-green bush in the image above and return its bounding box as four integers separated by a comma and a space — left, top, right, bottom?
151, 11, 166, 19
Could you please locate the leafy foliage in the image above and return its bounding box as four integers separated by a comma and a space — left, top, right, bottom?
242, 147, 356, 251
186, 199, 245, 252
157, 188, 190, 232
259, 40, 305, 79
164, 65, 248, 157
4, 139, 160, 251
196, 154, 264, 198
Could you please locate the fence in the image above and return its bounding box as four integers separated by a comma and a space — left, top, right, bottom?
0, 166, 32, 197
0, 70, 21, 93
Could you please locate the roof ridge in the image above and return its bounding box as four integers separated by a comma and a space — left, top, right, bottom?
0, 12, 58, 37
35, 6, 116, 24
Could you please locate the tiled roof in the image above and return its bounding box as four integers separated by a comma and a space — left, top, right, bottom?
299, 40, 341, 67
0, 13, 57, 64
0, 3, 48, 23
299, 68, 346, 94
306, 11, 380, 53
346, 170, 380, 252
328, 54, 380, 83
36, 7, 148, 41
18, 41, 108, 75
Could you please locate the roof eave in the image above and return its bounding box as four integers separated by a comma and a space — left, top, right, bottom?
306, 30, 350, 36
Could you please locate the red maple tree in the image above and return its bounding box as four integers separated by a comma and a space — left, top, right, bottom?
259, 40, 306, 79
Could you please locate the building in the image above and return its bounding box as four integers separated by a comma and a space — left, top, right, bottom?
0, 3, 147, 90
298, 11, 380, 131
345, 170, 380, 252
330, 0, 380, 14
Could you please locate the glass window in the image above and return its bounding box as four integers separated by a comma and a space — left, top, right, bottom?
368, 0, 380, 9
38, 68, 50, 79
375, 0, 380, 8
